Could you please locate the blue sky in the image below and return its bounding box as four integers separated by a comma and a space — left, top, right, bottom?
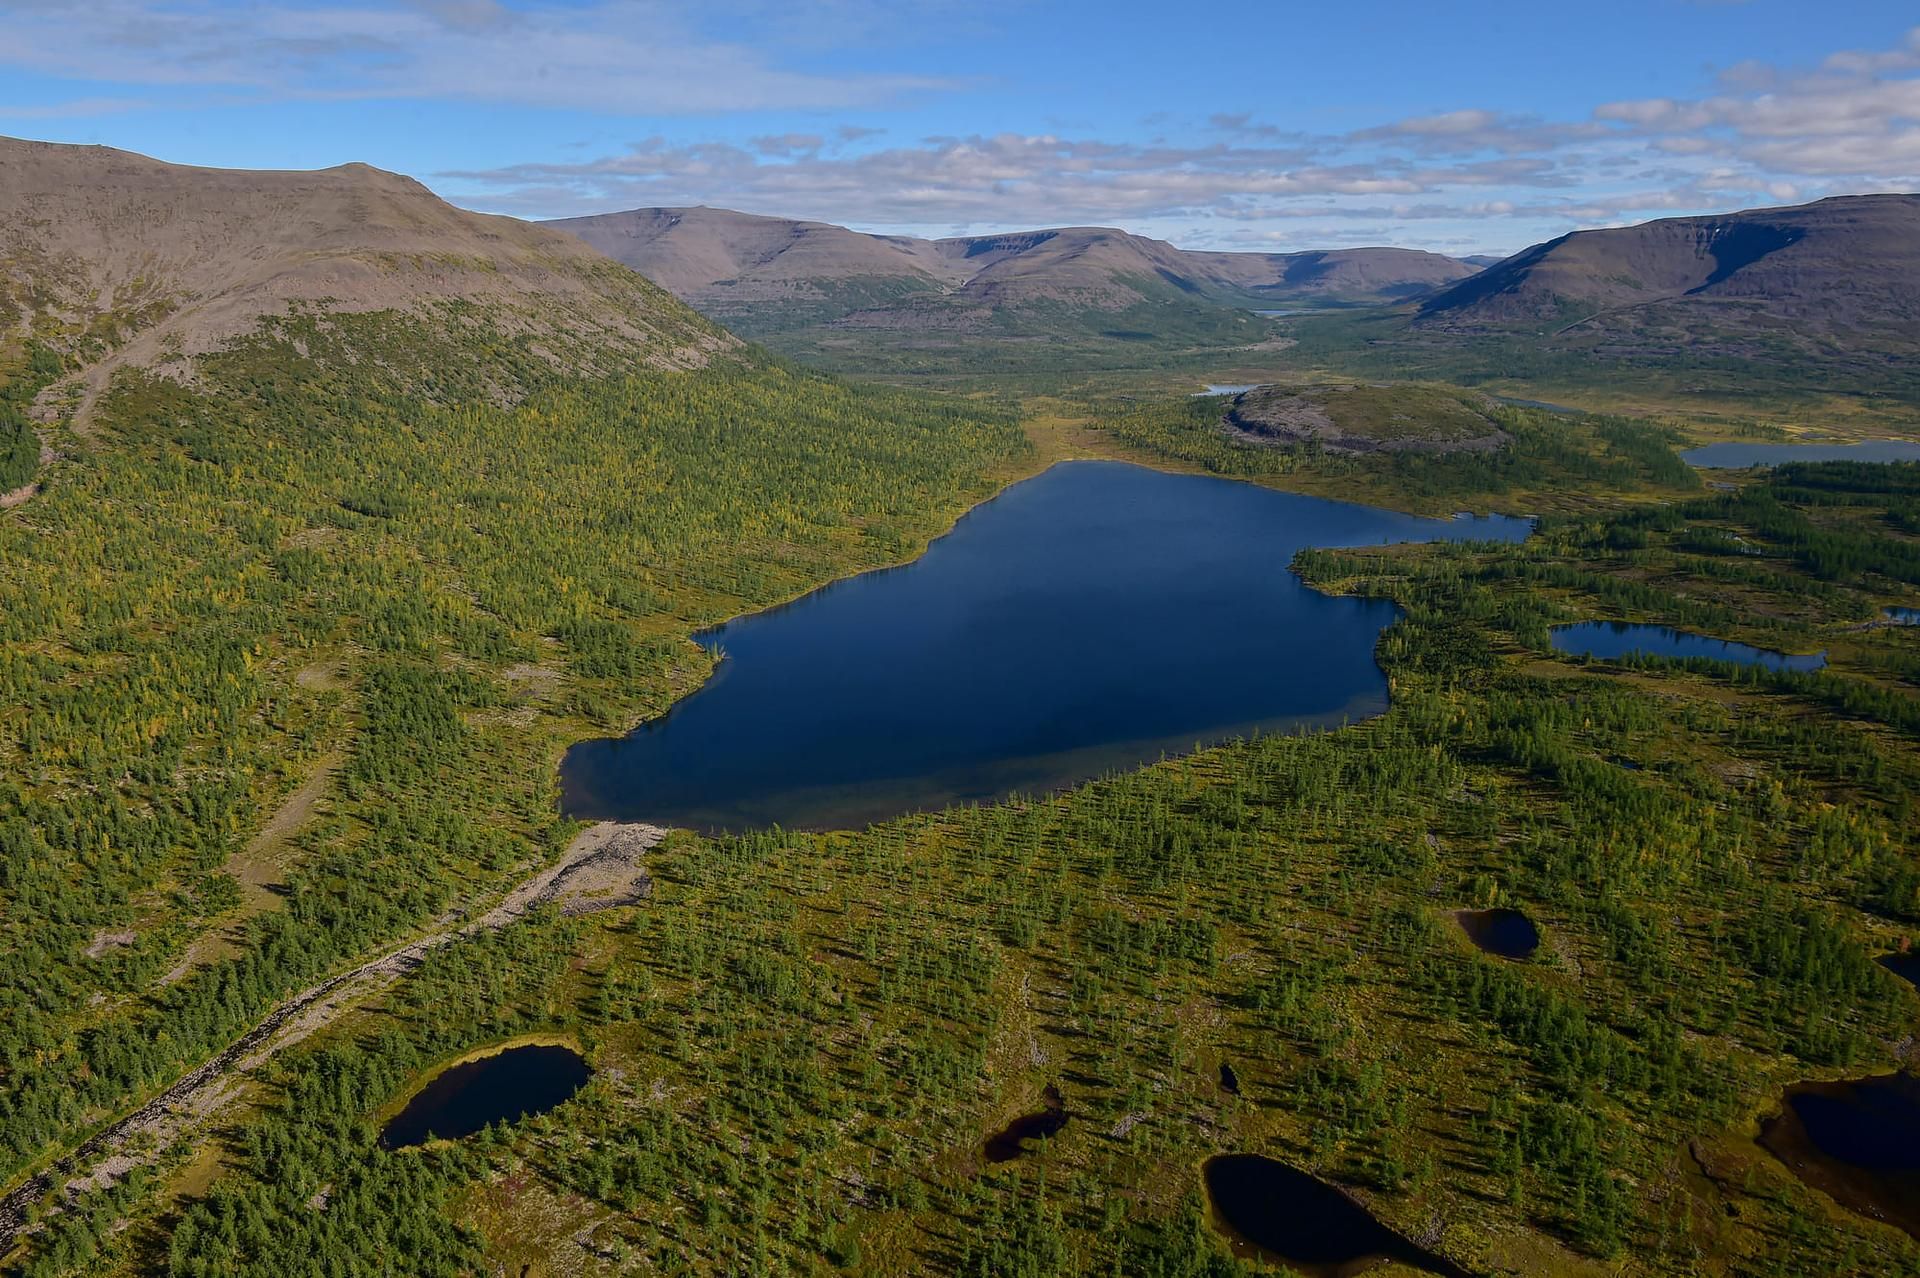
3, 1, 1918, 254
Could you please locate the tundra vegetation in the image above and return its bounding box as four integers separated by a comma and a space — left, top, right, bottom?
4, 304, 1920, 1278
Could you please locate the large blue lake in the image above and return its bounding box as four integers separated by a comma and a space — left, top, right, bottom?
559, 461, 1530, 833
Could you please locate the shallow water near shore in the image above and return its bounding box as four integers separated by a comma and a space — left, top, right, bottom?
1759, 1072, 1920, 1241
561, 461, 1530, 833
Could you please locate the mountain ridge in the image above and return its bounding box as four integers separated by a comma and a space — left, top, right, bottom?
547, 205, 1479, 337
0, 136, 734, 430
1415, 192, 1920, 333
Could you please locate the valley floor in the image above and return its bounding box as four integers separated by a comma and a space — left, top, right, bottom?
4, 340, 1919, 1278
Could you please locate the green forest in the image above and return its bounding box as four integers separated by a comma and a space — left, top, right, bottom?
6, 291, 1918, 1277
0, 310, 1025, 1258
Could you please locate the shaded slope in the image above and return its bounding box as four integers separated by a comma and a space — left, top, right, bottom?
1271, 193, 1920, 404
1417, 193, 1920, 334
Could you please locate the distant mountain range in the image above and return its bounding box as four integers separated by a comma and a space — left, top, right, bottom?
547, 206, 1478, 339
1398, 194, 1920, 396
9, 135, 1915, 398
548, 195, 1920, 396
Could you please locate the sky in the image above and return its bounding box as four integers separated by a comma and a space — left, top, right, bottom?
2, 1, 1918, 255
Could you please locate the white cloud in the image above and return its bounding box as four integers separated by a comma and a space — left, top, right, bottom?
4, 3, 1915, 252
1595, 25, 1920, 183
0, 0, 958, 113
442, 132, 1458, 230
0, 95, 151, 119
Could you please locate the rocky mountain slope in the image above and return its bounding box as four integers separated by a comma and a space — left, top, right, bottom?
1271, 193, 1920, 403
1416, 193, 1920, 339
0, 137, 731, 419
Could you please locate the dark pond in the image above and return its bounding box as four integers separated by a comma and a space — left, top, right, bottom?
1219, 1061, 1241, 1095
1455, 908, 1540, 961
380, 1044, 590, 1150
1203, 1155, 1473, 1277
1881, 951, 1920, 991
1759, 1072, 1920, 1241
1887, 607, 1920, 626
560, 462, 1531, 833
1681, 439, 1920, 468
1550, 621, 1825, 673
984, 1085, 1067, 1163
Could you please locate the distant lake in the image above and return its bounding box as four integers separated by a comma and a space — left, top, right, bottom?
1551, 621, 1826, 673
381, 1044, 589, 1150
1193, 383, 1262, 396
560, 461, 1531, 833
1887, 607, 1920, 626
1681, 439, 1920, 468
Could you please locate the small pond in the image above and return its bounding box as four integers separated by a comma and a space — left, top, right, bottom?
1550, 622, 1825, 673
1759, 1072, 1920, 1241
561, 462, 1531, 833
1886, 607, 1920, 626
1880, 951, 1920, 991
1193, 383, 1263, 396
380, 1044, 591, 1150
1203, 1154, 1473, 1277
1681, 439, 1920, 468
984, 1086, 1067, 1163
1455, 908, 1540, 961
